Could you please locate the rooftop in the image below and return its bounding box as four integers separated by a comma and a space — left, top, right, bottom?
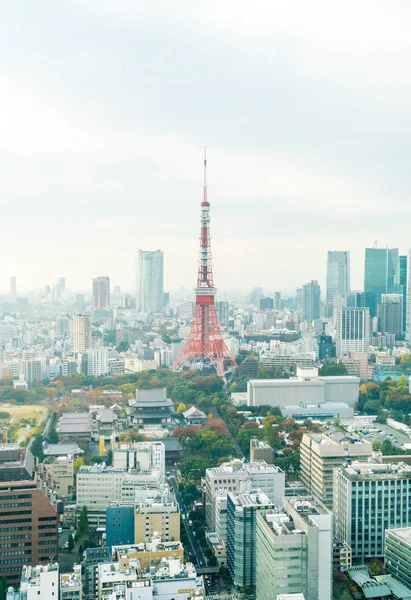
230, 489, 273, 508
43, 441, 84, 456
112, 540, 183, 557
207, 459, 283, 477
21, 563, 58, 586
305, 431, 371, 447
386, 527, 411, 545
341, 460, 411, 480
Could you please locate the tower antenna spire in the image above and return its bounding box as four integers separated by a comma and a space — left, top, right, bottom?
203, 146, 207, 205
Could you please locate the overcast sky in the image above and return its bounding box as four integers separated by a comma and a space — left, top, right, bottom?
1, 0, 411, 296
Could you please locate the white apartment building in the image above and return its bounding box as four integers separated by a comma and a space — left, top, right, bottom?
98, 558, 153, 600
205, 459, 285, 531
73, 314, 92, 353
60, 565, 82, 600
98, 557, 203, 600
334, 460, 411, 558
256, 497, 333, 600
300, 432, 372, 509
336, 307, 370, 357
19, 564, 59, 599
86, 347, 109, 377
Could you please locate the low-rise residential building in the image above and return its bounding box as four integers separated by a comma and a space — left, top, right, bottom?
60, 565, 82, 600
135, 492, 180, 543
43, 455, 74, 497
97, 556, 204, 600
83, 546, 111, 599
250, 439, 274, 464
18, 563, 59, 599
98, 557, 152, 600
112, 537, 184, 570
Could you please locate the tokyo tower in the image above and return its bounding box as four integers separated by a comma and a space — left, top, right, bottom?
171, 150, 237, 381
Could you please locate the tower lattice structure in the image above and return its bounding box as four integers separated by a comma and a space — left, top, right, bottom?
171, 151, 237, 380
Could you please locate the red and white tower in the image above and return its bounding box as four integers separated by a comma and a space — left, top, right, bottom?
171, 150, 237, 380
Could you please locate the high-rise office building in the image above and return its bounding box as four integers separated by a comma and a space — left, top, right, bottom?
10, 276, 16, 302
256, 497, 332, 600
302, 280, 321, 322
226, 490, 274, 588
259, 297, 274, 311
395, 255, 407, 332
406, 249, 411, 341
73, 314, 92, 353
296, 288, 303, 314
300, 432, 372, 509
216, 301, 229, 328
136, 250, 164, 314
336, 307, 370, 357
334, 460, 411, 558
346, 291, 375, 310
92, 276, 110, 310
59, 277, 66, 291
364, 247, 398, 316
205, 459, 285, 531
326, 251, 350, 309
0, 446, 58, 583
380, 294, 403, 336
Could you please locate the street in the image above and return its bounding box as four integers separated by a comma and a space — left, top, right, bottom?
169, 475, 206, 567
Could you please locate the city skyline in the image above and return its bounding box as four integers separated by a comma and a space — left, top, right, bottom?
1, 2, 411, 291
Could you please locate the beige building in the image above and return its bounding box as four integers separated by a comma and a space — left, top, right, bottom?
112, 537, 184, 570
135, 498, 180, 543
43, 455, 74, 498
73, 314, 92, 353
300, 432, 372, 508
250, 439, 274, 464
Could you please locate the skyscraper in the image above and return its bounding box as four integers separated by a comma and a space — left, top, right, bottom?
380, 294, 403, 336
395, 255, 407, 333
302, 280, 321, 322
136, 250, 164, 313
92, 276, 110, 310
336, 307, 370, 357
10, 276, 16, 301
407, 250, 411, 341
364, 247, 398, 316
326, 250, 350, 309
73, 314, 92, 353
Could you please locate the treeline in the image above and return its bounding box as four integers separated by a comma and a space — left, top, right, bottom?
359, 375, 411, 423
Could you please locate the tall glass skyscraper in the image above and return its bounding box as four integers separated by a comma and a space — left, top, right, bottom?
302, 280, 321, 322
364, 247, 398, 316
395, 255, 407, 332
136, 250, 164, 313
326, 250, 350, 310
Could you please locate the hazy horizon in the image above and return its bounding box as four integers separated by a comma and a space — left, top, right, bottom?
2, 1, 411, 294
